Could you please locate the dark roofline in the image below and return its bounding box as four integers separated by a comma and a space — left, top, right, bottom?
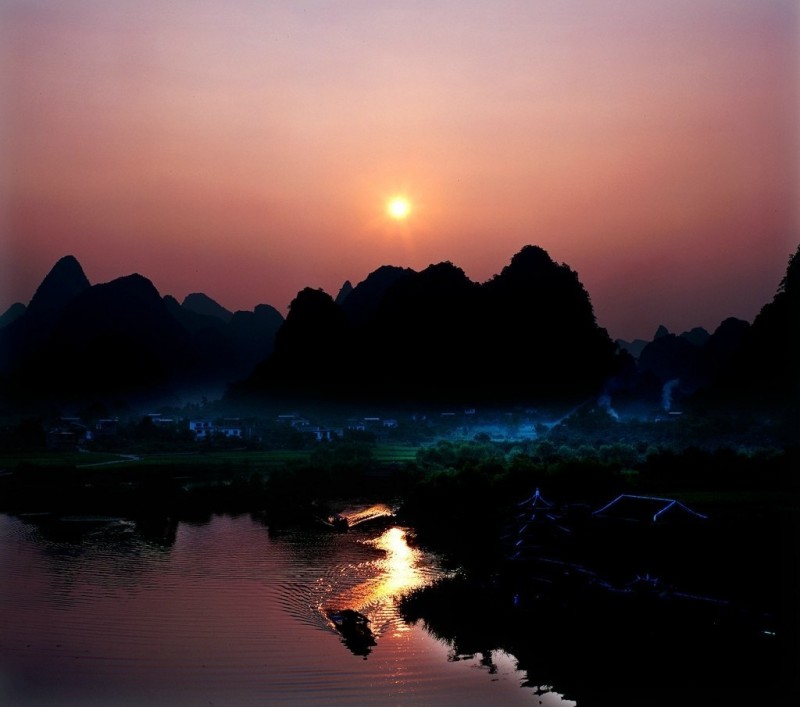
592, 494, 708, 522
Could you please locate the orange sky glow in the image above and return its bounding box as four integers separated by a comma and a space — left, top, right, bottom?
1, 0, 797, 340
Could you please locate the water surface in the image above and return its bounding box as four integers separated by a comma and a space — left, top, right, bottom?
0, 512, 573, 706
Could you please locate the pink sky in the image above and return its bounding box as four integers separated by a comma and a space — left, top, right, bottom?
1, 0, 797, 340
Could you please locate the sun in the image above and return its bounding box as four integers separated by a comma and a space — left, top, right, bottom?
387, 196, 411, 220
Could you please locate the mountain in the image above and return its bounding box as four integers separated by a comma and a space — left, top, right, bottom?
631, 246, 799, 409
240, 245, 621, 404
0, 303, 26, 330
228, 304, 284, 376
335, 280, 353, 306
0, 257, 284, 401
164, 295, 238, 378
25, 255, 90, 321
165, 296, 284, 379
359, 261, 481, 400
4, 245, 796, 407
480, 245, 617, 399
615, 338, 649, 359
11, 274, 194, 398
619, 325, 723, 362
0, 256, 91, 374
340, 265, 415, 328
182, 293, 233, 323
164, 295, 227, 335
621, 318, 750, 410
638, 331, 703, 390
680, 327, 710, 347
724, 246, 800, 400
704, 318, 750, 373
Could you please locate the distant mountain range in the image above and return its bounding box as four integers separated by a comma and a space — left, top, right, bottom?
613, 318, 750, 406
0, 256, 283, 401
241, 246, 621, 404
613, 247, 799, 410
1, 244, 797, 407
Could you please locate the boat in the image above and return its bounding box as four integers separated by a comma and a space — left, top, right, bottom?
329, 514, 349, 532
328, 609, 376, 656
329, 608, 371, 633
318, 514, 349, 532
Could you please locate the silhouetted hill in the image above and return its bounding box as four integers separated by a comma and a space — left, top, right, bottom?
11, 274, 194, 398
618, 325, 711, 367
164, 295, 237, 378
704, 318, 749, 373
340, 265, 416, 328
0, 253, 288, 402
0, 303, 25, 330
631, 245, 799, 410
247, 288, 348, 396
638, 332, 703, 390
164, 296, 283, 380
680, 327, 710, 347
5, 245, 796, 408
164, 295, 226, 335
228, 304, 284, 375
335, 280, 353, 306
361, 261, 481, 400
25, 255, 90, 321
619, 319, 751, 410
723, 246, 800, 401
182, 293, 233, 322
480, 245, 617, 399
0, 256, 91, 374
239, 246, 621, 404
615, 338, 649, 359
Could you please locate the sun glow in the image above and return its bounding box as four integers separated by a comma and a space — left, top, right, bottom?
387, 196, 411, 220
327, 526, 436, 637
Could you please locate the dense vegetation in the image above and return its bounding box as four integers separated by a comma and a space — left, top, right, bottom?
2, 405, 795, 533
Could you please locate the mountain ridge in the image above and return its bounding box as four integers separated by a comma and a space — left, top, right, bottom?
2, 244, 797, 407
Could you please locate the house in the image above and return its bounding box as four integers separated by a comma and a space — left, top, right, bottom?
305, 426, 343, 442
347, 416, 395, 432
218, 418, 244, 439
47, 417, 90, 450
592, 495, 707, 524
277, 414, 311, 430
508, 488, 572, 560
189, 419, 214, 440
144, 413, 175, 428
95, 418, 119, 438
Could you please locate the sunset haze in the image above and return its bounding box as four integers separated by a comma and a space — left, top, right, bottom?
2, 0, 797, 340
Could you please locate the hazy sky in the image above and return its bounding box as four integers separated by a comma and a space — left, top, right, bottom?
2, 0, 797, 339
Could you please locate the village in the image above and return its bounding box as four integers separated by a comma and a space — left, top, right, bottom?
36, 405, 547, 454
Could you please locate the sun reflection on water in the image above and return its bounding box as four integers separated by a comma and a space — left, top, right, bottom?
331, 526, 435, 637
372, 527, 422, 597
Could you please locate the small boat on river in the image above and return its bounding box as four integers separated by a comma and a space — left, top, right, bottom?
328, 609, 376, 656
318, 514, 349, 532
329, 609, 371, 633
329, 514, 349, 532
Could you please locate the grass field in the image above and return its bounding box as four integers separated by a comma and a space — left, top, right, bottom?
0, 451, 126, 467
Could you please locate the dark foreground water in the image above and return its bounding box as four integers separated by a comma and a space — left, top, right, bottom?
0, 511, 574, 706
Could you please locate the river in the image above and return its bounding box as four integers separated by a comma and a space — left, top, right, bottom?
0, 511, 575, 706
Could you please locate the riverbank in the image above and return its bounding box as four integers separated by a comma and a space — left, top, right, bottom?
2, 446, 797, 707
